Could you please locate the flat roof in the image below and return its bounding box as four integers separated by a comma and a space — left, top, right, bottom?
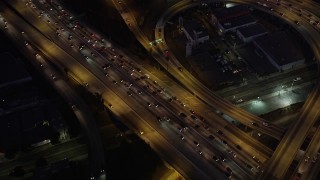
237, 24, 268, 38
214, 5, 251, 22
0, 53, 31, 88
183, 19, 209, 38
220, 15, 256, 29
254, 31, 305, 66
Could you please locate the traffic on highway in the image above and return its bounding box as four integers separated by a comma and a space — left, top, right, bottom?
1, 0, 320, 179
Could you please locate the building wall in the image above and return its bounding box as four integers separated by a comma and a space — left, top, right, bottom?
195, 31, 210, 44
186, 42, 192, 57
182, 28, 209, 46
182, 27, 195, 44
254, 42, 305, 71
280, 59, 305, 70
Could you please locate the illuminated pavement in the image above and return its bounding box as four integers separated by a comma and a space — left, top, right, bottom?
240, 83, 314, 116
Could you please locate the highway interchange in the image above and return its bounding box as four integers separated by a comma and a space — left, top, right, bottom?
1, 0, 320, 179
116, 0, 320, 178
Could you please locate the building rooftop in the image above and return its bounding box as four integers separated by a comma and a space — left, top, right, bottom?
0, 53, 32, 88
183, 19, 209, 39
214, 5, 251, 22
254, 31, 304, 66
237, 24, 268, 38
220, 15, 256, 30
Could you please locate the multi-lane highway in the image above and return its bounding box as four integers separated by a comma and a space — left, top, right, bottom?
114, 0, 285, 142
157, 0, 286, 136
2, 0, 320, 179
114, 0, 320, 179
1, 0, 240, 179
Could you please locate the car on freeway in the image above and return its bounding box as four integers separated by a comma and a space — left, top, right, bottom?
179, 113, 187, 118
245, 163, 254, 170
190, 115, 198, 120
226, 167, 232, 174
262, 122, 269, 126
222, 140, 228, 145
166, 116, 172, 122
212, 155, 220, 161
251, 122, 258, 126
50, 74, 56, 80
208, 135, 215, 140
220, 155, 226, 162
224, 172, 232, 179
217, 130, 223, 135
296, 172, 303, 179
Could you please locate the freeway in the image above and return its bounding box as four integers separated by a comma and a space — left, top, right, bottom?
152, 0, 285, 140
115, 0, 320, 179
112, 0, 282, 174
0, 1, 235, 179
114, 1, 284, 142
4, 0, 320, 179
114, 0, 284, 173
290, 124, 320, 180
44, 0, 275, 176
4, 0, 285, 178
6, 0, 274, 178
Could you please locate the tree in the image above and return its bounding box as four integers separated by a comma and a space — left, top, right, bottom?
13, 166, 25, 177
4, 149, 16, 159
36, 157, 48, 167
50, 130, 60, 145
